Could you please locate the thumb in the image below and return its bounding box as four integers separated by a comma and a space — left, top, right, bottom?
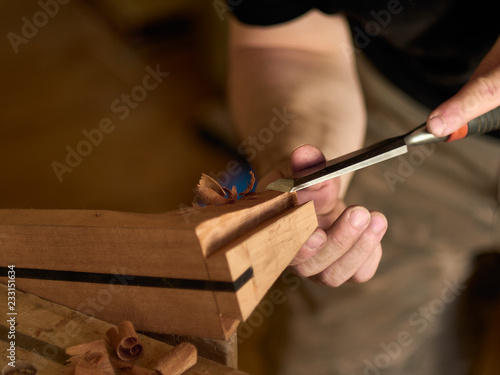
255, 144, 325, 192
290, 144, 341, 212
290, 144, 325, 172
427, 37, 500, 137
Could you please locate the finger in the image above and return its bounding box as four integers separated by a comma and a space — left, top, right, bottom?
427, 38, 500, 137
350, 243, 383, 284
427, 67, 500, 136
293, 205, 372, 277
296, 178, 340, 216
470, 36, 500, 79
291, 145, 340, 215
316, 199, 346, 230
291, 200, 345, 268
254, 159, 290, 192
313, 212, 387, 287
290, 144, 325, 172
289, 228, 327, 266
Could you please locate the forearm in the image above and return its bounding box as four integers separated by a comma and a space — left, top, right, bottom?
228, 13, 366, 195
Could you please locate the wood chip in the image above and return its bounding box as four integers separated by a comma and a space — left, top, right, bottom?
153, 342, 197, 375
194, 171, 255, 207
194, 173, 235, 206
198, 173, 225, 196
65, 339, 114, 375
195, 185, 234, 206
223, 186, 238, 201
106, 321, 143, 361
66, 322, 200, 375
239, 171, 256, 196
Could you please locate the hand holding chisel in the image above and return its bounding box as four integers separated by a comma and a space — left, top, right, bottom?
267, 106, 500, 192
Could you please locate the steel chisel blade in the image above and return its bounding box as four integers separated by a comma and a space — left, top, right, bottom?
266, 136, 408, 193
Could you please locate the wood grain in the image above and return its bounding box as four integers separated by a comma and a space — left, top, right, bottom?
207, 203, 317, 320
0, 284, 248, 375
0, 191, 317, 339
153, 342, 197, 375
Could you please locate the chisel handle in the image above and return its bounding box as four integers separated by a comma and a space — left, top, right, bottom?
405, 106, 500, 147
447, 105, 500, 142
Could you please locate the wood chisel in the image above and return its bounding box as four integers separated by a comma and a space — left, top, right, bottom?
267, 106, 500, 192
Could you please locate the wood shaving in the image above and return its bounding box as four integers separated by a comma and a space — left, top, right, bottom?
194, 171, 255, 207
195, 185, 233, 207
65, 339, 114, 375
239, 171, 255, 196
106, 321, 143, 361
196, 173, 225, 196
153, 342, 197, 375
223, 186, 238, 201
65, 322, 198, 375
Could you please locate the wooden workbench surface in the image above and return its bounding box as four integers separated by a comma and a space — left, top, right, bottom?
0, 283, 249, 374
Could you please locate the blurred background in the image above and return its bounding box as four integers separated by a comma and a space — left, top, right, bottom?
0, 0, 248, 213
2, 2, 500, 375
0, 0, 260, 371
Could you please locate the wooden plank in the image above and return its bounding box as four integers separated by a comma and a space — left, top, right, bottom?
0, 191, 294, 278
0, 284, 248, 375
4, 279, 228, 339
0, 210, 208, 280
0, 191, 317, 339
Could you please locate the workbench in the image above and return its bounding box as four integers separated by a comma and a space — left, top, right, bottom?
0, 283, 248, 374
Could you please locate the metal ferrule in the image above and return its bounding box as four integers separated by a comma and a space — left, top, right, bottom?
403, 123, 448, 146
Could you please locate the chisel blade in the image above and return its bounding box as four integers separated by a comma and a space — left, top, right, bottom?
267, 106, 500, 193
266, 136, 408, 193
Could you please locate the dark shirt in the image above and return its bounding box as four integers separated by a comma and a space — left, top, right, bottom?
230, 0, 498, 109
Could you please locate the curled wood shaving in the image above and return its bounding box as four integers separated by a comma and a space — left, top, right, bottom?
65, 339, 114, 375
65, 322, 200, 375
195, 185, 233, 206
194, 171, 255, 207
194, 174, 235, 207
198, 173, 225, 196
239, 171, 255, 196
106, 321, 143, 361
223, 186, 238, 201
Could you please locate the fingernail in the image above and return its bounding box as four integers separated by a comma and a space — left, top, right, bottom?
369, 214, 387, 234
304, 233, 325, 250
349, 207, 370, 229
428, 115, 446, 136
291, 143, 308, 153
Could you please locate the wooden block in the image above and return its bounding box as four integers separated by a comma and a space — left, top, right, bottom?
0, 191, 317, 339
206, 204, 317, 321
153, 342, 197, 375
144, 332, 238, 368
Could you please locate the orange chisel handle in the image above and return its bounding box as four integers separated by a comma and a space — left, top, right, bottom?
447, 106, 500, 142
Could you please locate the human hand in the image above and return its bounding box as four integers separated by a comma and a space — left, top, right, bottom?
427, 36, 500, 136
258, 145, 387, 287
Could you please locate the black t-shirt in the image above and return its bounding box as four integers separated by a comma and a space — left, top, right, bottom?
230, 0, 498, 109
